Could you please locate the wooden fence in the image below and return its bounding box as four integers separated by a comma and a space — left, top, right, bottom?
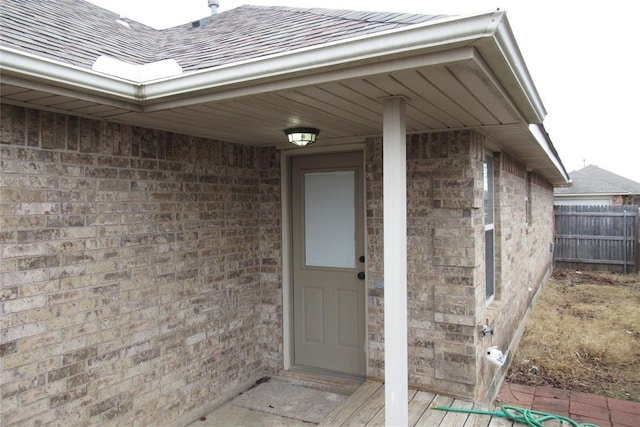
554, 205, 640, 273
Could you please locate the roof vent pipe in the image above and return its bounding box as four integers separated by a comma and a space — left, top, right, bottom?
208, 0, 220, 15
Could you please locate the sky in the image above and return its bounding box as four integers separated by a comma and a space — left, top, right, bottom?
86, 0, 640, 182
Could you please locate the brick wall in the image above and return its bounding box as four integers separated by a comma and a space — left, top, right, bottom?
0, 105, 281, 426
1, 102, 557, 420
366, 131, 484, 399
477, 154, 554, 402
365, 131, 555, 402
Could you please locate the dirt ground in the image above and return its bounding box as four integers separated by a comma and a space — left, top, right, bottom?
506, 269, 640, 401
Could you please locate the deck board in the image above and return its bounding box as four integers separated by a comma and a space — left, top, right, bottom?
464, 410, 497, 427
414, 395, 453, 426
320, 380, 382, 426
322, 381, 518, 427
457, 404, 495, 427
439, 399, 473, 426
488, 414, 515, 426
342, 384, 386, 425
407, 390, 432, 425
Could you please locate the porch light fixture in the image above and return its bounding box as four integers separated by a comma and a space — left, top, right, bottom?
284, 127, 320, 146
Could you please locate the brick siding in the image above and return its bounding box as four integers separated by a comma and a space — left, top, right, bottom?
478, 153, 554, 402
365, 132, 555, 402
1, 103, 556, 423
0, 104, 281, 426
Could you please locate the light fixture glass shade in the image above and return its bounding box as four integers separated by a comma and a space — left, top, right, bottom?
284, 127, 320, 146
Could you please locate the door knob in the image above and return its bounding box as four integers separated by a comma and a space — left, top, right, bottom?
357, 271, 365, 280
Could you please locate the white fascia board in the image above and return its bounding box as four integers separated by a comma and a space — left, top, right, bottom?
141, 11, 506, 102
1, 9, 548, 127
0, 47, 139, 101
0, 74, 143, 113
529, 124, 570, 183
474, 13, 547, 124
143, 48, 476, 111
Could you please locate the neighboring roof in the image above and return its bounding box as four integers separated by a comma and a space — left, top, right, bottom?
0, 0, 570, 185
0, 1, 445, 72
555, 165, 640, 196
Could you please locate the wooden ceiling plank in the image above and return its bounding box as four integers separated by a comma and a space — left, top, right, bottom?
78, 104, 128, 115
392, 69, 469, 128
28, 95, 80, 108
280, 86, 421, 131
339, 78, 390, 99
258, 92, 379, 134
294, 85, 382, 123
449, 62, 520, 124
278, 89, 382, 129
364, 74, 445, 130
320, 81, 383, 115
186, 102, 293, 137
123, 111, 267, 145
0, 85, 30, 97
408, 69, 481, 127
60, 100, 99, 111
421, 66, 498, 125
5, 91, 57, 102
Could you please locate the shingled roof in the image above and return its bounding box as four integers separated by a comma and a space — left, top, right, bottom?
0, 0, 446, 72
0, 0, 570, 185
555, 165, 640, 195
0, 0, 158, 69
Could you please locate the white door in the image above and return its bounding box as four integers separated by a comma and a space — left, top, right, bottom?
291, 152, 366, 377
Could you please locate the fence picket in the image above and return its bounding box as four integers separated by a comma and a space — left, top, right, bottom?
554, 205, 639, 273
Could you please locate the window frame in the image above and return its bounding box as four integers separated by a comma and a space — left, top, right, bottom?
525, 171, 533, 225
483, 153, 496, 302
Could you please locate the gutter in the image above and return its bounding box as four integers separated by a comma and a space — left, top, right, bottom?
0, 9, 561, 179
2, 10, 545, 123
0, 47, 139, 101
143, 9, 545, 125
476, 13, 547, 123
529, 123, 570, 183
141, 11, 507, 101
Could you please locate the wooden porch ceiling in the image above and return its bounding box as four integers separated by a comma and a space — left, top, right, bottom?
1, 48, 565, 184
0, 53, 522, 147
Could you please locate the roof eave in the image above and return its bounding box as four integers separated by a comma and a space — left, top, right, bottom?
472, 13, 547, 124
141, 11, 508, 101
1, 10, 567, 184
0, 47, 140, 102
2, 11, 544, 119
2, 12, 511, 99
528, 124, 570, 185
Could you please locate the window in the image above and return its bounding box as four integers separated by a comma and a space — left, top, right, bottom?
525, 172, 533, 225
483, 154, 495, 300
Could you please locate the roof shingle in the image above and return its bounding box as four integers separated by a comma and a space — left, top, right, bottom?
0, 1, 446, 72
555, 165, 640, 195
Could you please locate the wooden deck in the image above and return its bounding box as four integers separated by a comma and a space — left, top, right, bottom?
320, 381, 517, 427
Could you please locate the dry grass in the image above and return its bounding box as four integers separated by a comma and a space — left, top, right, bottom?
507, 269, 640, 401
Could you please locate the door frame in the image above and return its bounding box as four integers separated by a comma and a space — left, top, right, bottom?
280, 143, 368, 375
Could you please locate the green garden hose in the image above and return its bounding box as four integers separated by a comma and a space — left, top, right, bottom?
436, 404, 601, 427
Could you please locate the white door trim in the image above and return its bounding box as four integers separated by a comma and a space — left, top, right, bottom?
280, 143, 366, 372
